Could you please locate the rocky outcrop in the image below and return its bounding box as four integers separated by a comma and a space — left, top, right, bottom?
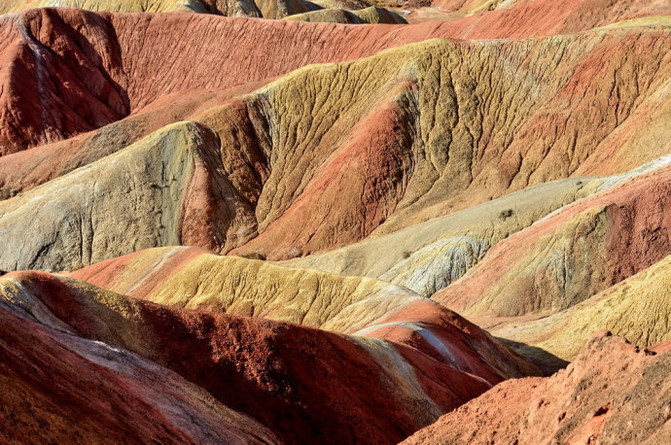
402, 332, 671, 445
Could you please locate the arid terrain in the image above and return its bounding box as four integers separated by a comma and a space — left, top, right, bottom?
1, 0, 670, 443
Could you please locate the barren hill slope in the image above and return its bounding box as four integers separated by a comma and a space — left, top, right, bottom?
1, 7, 670, 154
435, 163, 671, 319
70, 246, 536, 380
410, 0, 671, 31
491, 252, 671, 363
1, 1, 671, 443
0, 293, 279, 444
285, 176, 602, 296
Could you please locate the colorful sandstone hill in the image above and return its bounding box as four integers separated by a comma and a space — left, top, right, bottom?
1, 0, 671, 443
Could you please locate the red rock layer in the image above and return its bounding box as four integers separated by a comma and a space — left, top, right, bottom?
435, 164, 671, 317
0, 298, 279, 444
69, 246, 537, 380
0, 82, 264, 196
0, 8, 670, 272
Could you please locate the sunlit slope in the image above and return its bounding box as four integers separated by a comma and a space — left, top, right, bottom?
423, 163, 671, 367
0, 121, 259, 271
70, 246, 423, 333
286, 177, 603, 296
2, 8, 670, 155
410, 0, 671, 36
218, 28, 671, 259
491, 253, 671, 362
435, 164, 671, 319
70, 246, 538, 379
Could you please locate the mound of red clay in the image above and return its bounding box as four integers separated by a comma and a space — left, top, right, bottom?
402, 331, 671, 445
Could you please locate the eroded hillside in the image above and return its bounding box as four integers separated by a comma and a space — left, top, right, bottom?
1, 1, 670, 444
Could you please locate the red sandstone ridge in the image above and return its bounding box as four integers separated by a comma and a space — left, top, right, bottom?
0, 298, 279, 444
0, 269, 534, 444
3, 12, 671, 272
402, 331, 671, 445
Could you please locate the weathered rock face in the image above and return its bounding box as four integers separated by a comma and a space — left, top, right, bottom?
69, 247, 537, 379
435, 164, 671, 317
1, 7, 669, 155
0, 269, 534, 444
0, 0, 320, 19
286, 177, 602, 296
0, 121, 252, 271
402, 332, 671, 445
70, 246, 424, 333
426, 164, 671, 368
0, 9, 129, 154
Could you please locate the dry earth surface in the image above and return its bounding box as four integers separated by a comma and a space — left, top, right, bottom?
0, 0, 670, 443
